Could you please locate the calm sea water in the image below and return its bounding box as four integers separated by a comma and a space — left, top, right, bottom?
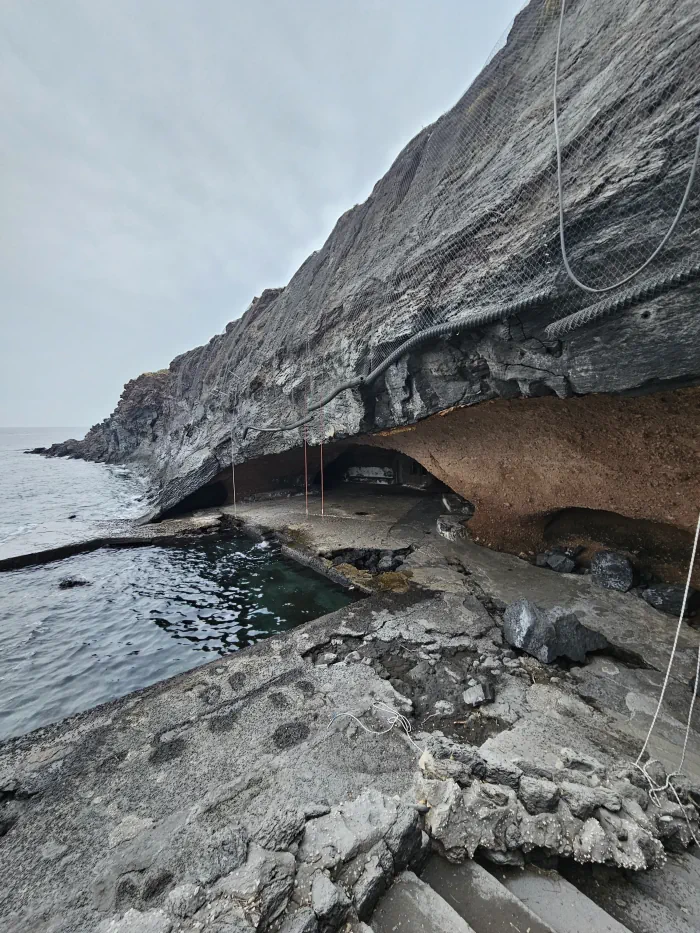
0, 428, 352, 741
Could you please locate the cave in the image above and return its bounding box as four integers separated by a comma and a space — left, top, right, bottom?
160, 442, 449, 521
315, 445, 445, 492
159, 479, 229, 518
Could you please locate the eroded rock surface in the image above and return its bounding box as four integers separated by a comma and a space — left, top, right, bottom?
33, 0, 700, 554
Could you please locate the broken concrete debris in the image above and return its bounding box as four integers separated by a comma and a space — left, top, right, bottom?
418, 732, 698, 870
503, 599, 609, 663
462, 682, 495, 708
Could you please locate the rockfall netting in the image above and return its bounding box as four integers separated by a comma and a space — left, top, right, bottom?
208, 0, 699, 437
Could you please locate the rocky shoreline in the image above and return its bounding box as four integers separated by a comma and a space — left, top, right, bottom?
2, 488, 699, 933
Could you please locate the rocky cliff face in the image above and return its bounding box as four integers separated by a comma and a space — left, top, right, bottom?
42, 0, 700, 541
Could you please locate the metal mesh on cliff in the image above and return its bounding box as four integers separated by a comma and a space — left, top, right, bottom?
209, 0, 700, 441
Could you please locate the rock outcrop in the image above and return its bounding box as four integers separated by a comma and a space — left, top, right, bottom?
37, 0, 700, 551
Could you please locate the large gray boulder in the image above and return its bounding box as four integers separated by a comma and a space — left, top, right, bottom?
503, 599, 609, 663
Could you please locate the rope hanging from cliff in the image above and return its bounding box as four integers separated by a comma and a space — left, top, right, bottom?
634, 507, 700, 844
319, 404, 325, 518
230, 424, 237, 518
554, 0, 700, 295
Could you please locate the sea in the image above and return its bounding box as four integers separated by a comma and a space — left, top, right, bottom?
0, 428, 352, 741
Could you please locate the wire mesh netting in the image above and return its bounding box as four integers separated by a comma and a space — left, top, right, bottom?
205, 0, 699, 442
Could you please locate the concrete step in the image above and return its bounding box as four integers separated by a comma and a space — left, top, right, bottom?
559, 860, 699, 933
484, 864, 632, 933
371, 871, 477, 933
422, 856, 558, 933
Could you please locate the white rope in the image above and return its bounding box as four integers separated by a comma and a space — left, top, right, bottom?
327, 701, 425, 754
554, 0, 700, 294
634, 508, 700, 845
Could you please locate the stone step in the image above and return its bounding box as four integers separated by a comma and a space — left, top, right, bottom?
484, 864, 632, 933
371, 871, 477, 933
421, 856, 558, 933
559, 860, 699, 933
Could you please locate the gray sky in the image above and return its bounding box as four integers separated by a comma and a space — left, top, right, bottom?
1, 0, 524, 427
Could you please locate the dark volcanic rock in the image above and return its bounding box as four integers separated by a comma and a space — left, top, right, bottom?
546, 552, 576, 574
36, 0, 700, 535
503, 598, 609, 663
642, 584, 699, 617
591, 551, 635, 592
58, 576, 92, 589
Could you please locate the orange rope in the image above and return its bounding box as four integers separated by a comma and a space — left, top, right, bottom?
303, 395, 309, 517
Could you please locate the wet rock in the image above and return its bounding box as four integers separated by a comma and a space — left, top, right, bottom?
164, 883, 205, 919
642, 584, 699, 617
311, 873, 350, 931
463, 682, 495, 708
253, 807, 305, 852
58, 576, 92, 589
383, 807, 422, 871
591, 551, 635, 592
216, 843, 296, 931
279, 907, 318, 933
436, 515, 469, 542
352, 840, 393, 919
518, 776, 560, 814
503, 599, 609, 663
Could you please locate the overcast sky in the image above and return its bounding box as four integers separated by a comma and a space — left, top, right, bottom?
2, 0, 524, 427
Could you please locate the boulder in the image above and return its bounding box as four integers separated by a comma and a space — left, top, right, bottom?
518, 776, 560, 814
279, 908, 318, 933
436, 515, 469, 542
591, 551, 635, 592
311, 873, 351, 932
642, 584, 699, 617
216, 844, 296, 931
503, 599, 609, 663
58, 576, 91, 589
252, 806, 305, 852
546, 552, 576, 574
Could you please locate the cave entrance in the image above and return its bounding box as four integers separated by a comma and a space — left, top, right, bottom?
160, 479, 229, 519
316, 445, 446, 493
158, 441, 447, 521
